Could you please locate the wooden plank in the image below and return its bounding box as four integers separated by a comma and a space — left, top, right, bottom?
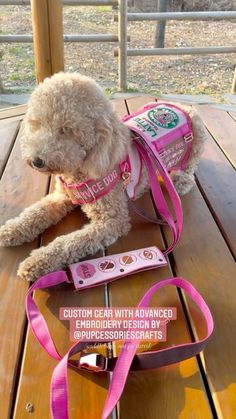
106, 97, 213, 418
0, 119, 20, 177
196, 105, 236, 167
111, 98, 128, 116
163, 184, 236, 418
228, 111, 236, 121
0, 127, 49, 419
47, 0, 64, 74
160, 93, 215, 104
107, 195, 212, 419
194, 113, 236, 258
125, 95, 157, 110
0, 105, 27, 120
14, 215, 109, 419
31, 0, 52, 82
14, 179, 109, 418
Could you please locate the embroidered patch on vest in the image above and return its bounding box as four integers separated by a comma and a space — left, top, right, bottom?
148, 107, 179, 129
123, 102, 193, 174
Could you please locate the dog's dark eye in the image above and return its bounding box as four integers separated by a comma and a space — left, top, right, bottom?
60, 127, 73, 135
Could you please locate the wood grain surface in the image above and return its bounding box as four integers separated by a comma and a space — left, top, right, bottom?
0, 105, 27, 121
14, 178, 109, 419
194, 106, 236, 258
1, 97, 235, 419
163, 184, 236, 418
0, 126, 49, 419
0, 120, 20, 177
196, 105, 236, 167
104, 96, 213, 419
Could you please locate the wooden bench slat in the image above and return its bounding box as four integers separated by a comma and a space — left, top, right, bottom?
0, 126, 49, 419
0, 104, 27, 121
196, 105, 236, 167
107, 194, 212, 418
228, 111, 236, 121
125, 95, 157, 109
105, 97, 213, 418
0, 120, 20, 177
14, 179, 109, 419
163, 185, 236, 418
194, 107, 236, 258
111, 98, 128, 115
14, 266, 109, 419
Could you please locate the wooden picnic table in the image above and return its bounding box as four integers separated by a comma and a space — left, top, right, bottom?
0, 96, 235, 419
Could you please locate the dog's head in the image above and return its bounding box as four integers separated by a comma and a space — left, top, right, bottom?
21, 72, 130, 179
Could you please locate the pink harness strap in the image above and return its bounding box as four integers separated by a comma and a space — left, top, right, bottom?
60, 141, 182, 255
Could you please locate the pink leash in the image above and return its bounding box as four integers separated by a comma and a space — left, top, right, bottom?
134, 139, 183, 254
24, 113, 210, 418
26, 270, 214, 419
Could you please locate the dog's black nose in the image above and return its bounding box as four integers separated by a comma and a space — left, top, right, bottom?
32, 157, 45, 169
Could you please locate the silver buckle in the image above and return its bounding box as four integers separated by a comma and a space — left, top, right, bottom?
184, 132, 193, 143
73, 183, 96, 204
79, 353, 108, 372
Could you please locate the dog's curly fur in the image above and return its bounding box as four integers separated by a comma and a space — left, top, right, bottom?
0, 72, 206, 281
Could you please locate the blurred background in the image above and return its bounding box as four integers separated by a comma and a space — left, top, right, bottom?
0, 0, 236, 107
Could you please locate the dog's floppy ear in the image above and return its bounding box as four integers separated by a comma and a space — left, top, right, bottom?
82, 114, 129, 179
82, 117, 113, 179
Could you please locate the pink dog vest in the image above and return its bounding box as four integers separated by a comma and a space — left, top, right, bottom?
60, 102, 193, 204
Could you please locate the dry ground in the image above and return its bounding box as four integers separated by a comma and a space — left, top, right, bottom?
0, 5, 235, 98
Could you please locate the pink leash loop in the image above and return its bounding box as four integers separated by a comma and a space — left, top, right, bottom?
102, 277, 214, 419
25, 270, 68, 361
49, 277, 214, 419
50, 341, 88, 419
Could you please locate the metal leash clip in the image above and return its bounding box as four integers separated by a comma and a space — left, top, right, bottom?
79, 353, 108, 372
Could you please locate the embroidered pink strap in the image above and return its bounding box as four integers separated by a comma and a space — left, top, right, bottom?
134, 140, 183, 254
26, 263, 213, 419
69, 246, 167, 289
59, 165, 123, 205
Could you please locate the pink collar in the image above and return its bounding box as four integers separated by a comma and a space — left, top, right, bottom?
59, 162, 131, 205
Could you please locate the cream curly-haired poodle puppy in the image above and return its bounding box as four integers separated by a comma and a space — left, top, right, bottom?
0, 73, 206, 281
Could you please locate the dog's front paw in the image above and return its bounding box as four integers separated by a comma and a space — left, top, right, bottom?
171, 171, 195, 196
17, 248, 54, 281
0, 219, 29, 247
